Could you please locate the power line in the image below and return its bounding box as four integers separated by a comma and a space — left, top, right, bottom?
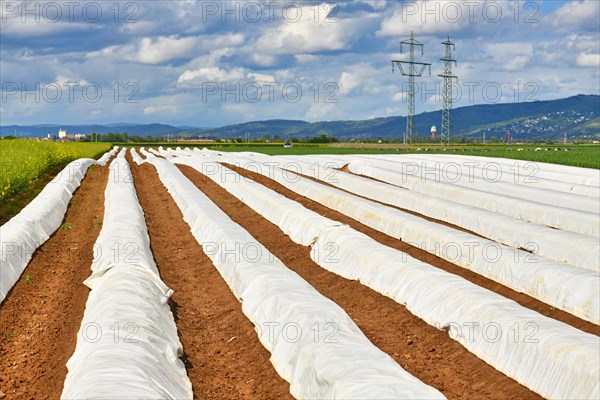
392, 31, 431, 145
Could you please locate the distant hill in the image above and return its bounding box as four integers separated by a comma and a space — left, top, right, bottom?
179, 119, 309, 138
2, 95, 598, 140
184, 95, 598, 140
0, 123, 183, 138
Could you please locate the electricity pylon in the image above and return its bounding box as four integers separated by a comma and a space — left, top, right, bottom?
392, 31, 431, 144
439, 35, 457, 146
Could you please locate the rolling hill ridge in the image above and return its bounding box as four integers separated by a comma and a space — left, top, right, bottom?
3, 95, 598, 141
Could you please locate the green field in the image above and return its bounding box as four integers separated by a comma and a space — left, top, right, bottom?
127, 142, 600, 169
445, 146, 600, 169
0, 140, 111, 200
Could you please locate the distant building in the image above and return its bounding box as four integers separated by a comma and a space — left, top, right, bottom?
431, 125, 437, 139
58, 129, 86, 141
178, 138, 213, 142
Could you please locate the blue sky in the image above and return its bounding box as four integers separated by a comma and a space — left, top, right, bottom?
1, 0, 598, 126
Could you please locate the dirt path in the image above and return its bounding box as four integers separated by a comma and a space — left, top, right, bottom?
178, 164, 542, 400
224, 163, 599, 336
0, 164, 108, 399
128, 157, 292, 400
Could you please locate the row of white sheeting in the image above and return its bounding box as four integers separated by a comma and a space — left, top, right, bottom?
140, 147, 156, 159
272, 154, 347, 168
335, 156, 598, 212
146, 155, 445, 399
236, 153, 599, 272
186, 150, 600, 325
171, 155, 600, 400
130, 147, 144, 165
0, 146, 119, 303
400, 153, 600, 187
347, 160, 600, 237
149, 147, 163, 157
96, 146, 120, 165
61, 150, 193, 399
381, 154, 600, 198
293, 152, 600, 188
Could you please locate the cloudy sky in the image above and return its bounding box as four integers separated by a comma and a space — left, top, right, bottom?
1, 0, 599, 127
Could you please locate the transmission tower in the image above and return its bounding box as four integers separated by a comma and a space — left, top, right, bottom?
438, 35, 457, 146
392, 31, 431, 144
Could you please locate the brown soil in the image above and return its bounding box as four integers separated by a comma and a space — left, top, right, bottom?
225, 163, 599, 337
338, 164, 529, 247
128, 157, 292, 400
178, 164, 542, 400
320, 165, 487, 238
0, 164, 108, 399
337, 165, 554, 252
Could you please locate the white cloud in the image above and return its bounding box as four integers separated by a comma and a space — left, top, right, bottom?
565, 34, 600, 53
378, 0, 467, 36
534, 36, 599, 68
339, 71, 361, 95
221, 103, 260, 121
118, 21, 160, 36
200, 48, 237, 67
295, 54, 320, 63
177, 67, 247, 87
503, 55, 532, 71
273, 69, 295, 82
255, 23, 344, 54
484, 43, 534, 71
359, 0, 389, 10
85, 33, 244, 65
425, 94, 443, 104
142, 103, 180, 116
204, 33, 245, 48
305, 101, 338, 120
550, 1, 600, 30
576, 53, 600, 68
0, 14, 95, 37
134, 35, 196, 64
248, 73, 275, 83
254, 5, 376, 54
54, 75, 89, 86
137, 92, 208, 121
249, 54, 279, 68
84, 45, 123, 59
485, 43, 534, 57
392, 92, 407, 102
337, 63, 392, 97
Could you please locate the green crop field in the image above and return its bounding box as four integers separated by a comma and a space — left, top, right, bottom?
0, 140, 111, 200
202, 145, 403, 155
446, 146, 600, 169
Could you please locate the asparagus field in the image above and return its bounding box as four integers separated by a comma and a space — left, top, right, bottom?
0, 147, 598, 399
